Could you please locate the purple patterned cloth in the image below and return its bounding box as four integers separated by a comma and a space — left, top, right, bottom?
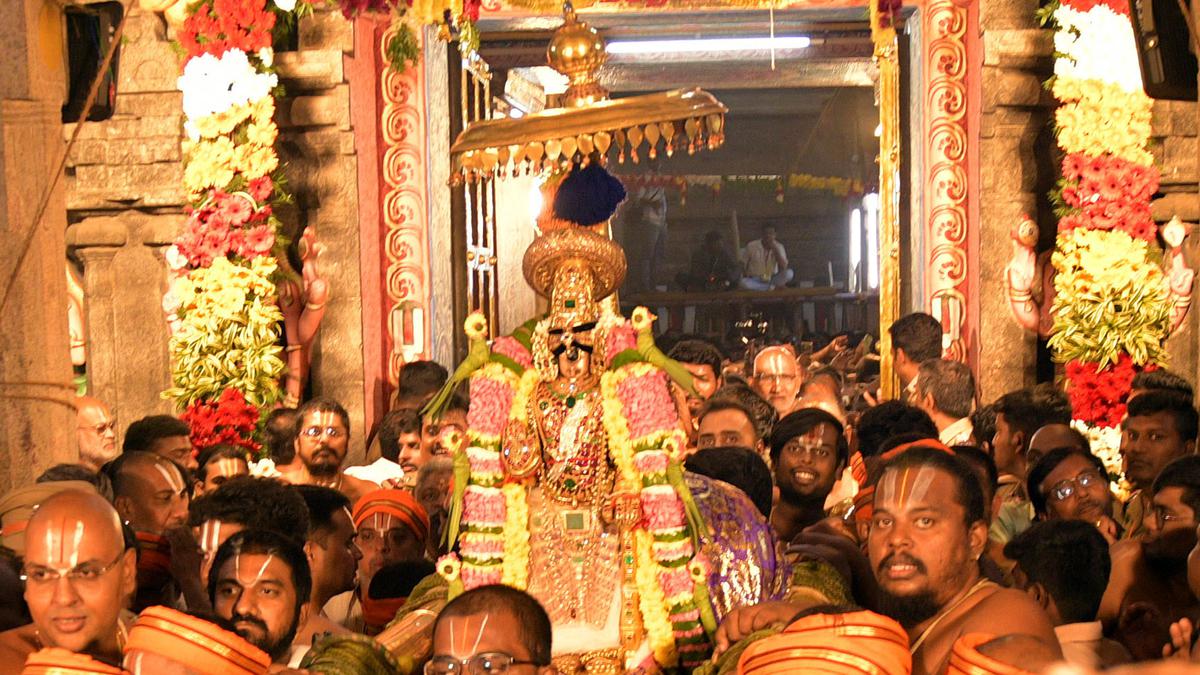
686, 472, 791, 621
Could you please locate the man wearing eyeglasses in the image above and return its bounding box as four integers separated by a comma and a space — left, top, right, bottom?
284, 397, 373, 504
0, 490, 135, 669
75, 396, 118, 472
752, 345, 804, 417
427, 584, 554, 675
1100, 455, 1200, 661
1027, 447, 1118, 543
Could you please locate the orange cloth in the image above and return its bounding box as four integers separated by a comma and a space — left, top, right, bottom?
21, 648, 125, 674
124, 606, 270, 675
945, 633, 1035, 675
351, 489, 429, 542
880, 439, 954, 461
0, 482, 98, 556
853, 485, 876, 525
737, 609, 911, 675
849, 451, 868, 485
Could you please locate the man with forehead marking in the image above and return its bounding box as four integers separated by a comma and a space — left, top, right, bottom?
768, 408, 847, 544
0, 490, 136, 669
282, 397, 374, 504
752, 345, 804, 417
76, 396, 118, 472
427, 585, 554, 675
193, 444, 251, 496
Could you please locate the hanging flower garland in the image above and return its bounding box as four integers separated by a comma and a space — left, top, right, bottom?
1042, 0, 1171, 479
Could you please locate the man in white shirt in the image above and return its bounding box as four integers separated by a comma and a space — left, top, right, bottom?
739, 225, 794, 290
912, 357, 976, 446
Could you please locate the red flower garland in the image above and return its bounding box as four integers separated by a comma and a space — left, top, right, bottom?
182, 388, 263, 452
1060, 0, 1128, 15
1065, 354, 1155, 428
1057, 153, 1159, 242
178, 0, 277, 60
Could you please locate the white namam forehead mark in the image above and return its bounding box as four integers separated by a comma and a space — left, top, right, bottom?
234, 553, 275, 588
154, 460, 186, 494
41, 517, 88, 568
312, 411, 343, 431
754, 347, 796, 375
200, 521, 222, 556
448, 614, 490, 659
875, 466, 940, 508
210, 457, 245, 479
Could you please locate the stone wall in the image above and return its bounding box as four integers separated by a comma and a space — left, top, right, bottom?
64, 7, 372, 460
975, 0, 1055, 403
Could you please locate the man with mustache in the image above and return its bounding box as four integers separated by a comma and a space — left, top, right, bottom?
0, 490, 136, 669
868, 447, 1059, 673
1027, 447, 1118, 542
752, 345, 804, 417
76, 396, 118, 472
208, 529, 311, 666
348, 408, 423, 489
422, 392, 468, 460
768, 408, 846, 544
668, 339, 725, 435
1119, 392, 1198, 540
283, 398, 373, 504
1100, 455, 1200, 660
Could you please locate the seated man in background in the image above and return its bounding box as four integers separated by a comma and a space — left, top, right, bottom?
1005, 520, 1129, 668
428, 584, 554, 675
739, 224, 793, 291
123, 414, 197, 474
676, 229, 740, 292
0, 490, 136, 669
192, 444, 250, 496
1101, 455, 1200, 661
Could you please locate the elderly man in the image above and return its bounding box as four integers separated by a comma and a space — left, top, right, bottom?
325, 489, 428, 632
752, 345, 803, 416
75, 396, 117, 472
123, 414, 196, 474
0, 490, 136, 669
282, 397, 373, 503
428, 585, 554, 675
208, 529, 311, 666
912, 358, 976, 446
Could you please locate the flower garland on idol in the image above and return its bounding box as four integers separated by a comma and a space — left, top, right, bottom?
437, 310, 716, 670
1042, 0, 1187, 485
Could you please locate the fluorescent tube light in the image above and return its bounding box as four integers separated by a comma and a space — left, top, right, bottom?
606, 36, 811, 55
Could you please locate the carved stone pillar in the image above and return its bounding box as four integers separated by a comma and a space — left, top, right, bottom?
69, 213, 177, 445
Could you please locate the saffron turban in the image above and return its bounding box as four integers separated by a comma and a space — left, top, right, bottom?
21, 648, 125, 674
0, 482, 98, 556
946, 633, 1038, 675
124, 605, 271, 675
737, 609, 912, 675
352, 489, 430, 542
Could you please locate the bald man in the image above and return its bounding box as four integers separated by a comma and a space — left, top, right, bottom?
1027, 423, 1089, 468
752, 346, 804, 416
0, 490, 136, 669
75, 397, 117, 472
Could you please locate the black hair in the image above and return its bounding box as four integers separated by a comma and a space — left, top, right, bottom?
914, 359, 976, 419
378, 408, 423, 462
888, 313, 942, 364
196, 444, 250, 481
188, 476, 309, 544
856, 401, 937, 458
970, 404, 997, 454
1026, 448, 1108, 518
553, 162, 627, 226
264, 408, 299, 465
444, 389, 470, 415
878, 447, 986, 527
397, 361, 449, 402
993, 385, 1072, 453
952, 444, 999, 502
36, 464, 114, 501
1126, 391, 1199, 443
1131, 368, 1194, 400
668, 339, 725, 379
711, 383, 778, 442
685, 446, 773, 518
367, 559, 437, 600
294, 397, 351, 438
294, 485, 351, 538
696, 397, 760, 443
769, 408, 848, 465
1004, 520, 1110, 624
436, 585, 552, 666
208, 528, 311, 658
122, 415, 191, 453
1152, 455, 1200, 516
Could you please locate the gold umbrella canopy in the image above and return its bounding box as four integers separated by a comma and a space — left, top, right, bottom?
450, 5, 729, 184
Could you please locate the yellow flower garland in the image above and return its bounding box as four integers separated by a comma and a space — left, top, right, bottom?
500, 482, 530, 589
1052, 77, 1153, 164
635, 529, 677, 667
